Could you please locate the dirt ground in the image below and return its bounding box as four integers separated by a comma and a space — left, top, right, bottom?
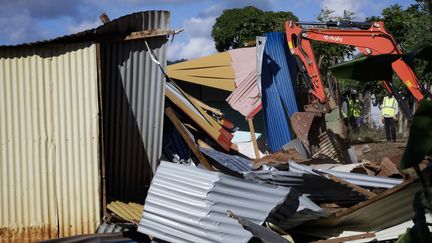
353, 140, 406, 166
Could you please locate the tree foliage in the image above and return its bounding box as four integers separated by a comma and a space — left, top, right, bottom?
312, 8, 356, 92
211, 6, 297, 52
364, 1, 432, 99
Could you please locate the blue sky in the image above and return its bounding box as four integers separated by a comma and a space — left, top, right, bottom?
0, 0, 414, 60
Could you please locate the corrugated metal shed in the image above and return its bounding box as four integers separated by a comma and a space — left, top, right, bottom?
261, 32, 299, 152
0, 10, 171, 240
138, 161, 324, 243
101, 10, 169, 203
0, 43, 100, 241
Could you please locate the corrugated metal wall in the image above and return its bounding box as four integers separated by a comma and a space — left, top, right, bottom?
261, 32, 299, 152
0, 43, 100, 241
102, 11, 169, 203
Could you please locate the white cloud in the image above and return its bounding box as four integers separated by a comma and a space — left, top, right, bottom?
167, 0, 280, 61
0, 13, 47, 44
321, 0, 369, 19
67, 19, 101, 34
168, 14, 217, 60
168, 37, 216, 60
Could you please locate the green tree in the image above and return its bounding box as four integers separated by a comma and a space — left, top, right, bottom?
313, 7, 356, 70
365, 2, 432, 98
211, 6, 297, 51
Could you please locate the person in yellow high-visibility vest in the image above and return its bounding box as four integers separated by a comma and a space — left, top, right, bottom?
381, 94, 399, 142
347, 90, 362, 133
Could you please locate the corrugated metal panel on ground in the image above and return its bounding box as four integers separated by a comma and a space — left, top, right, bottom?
282, 138, 309, 158
244, 170, 367, 203
102, 10, 169, 203
138, 161, 324, 243
200, 147, 253, 172
314, 131, 346, 163
0, 43, 100, 241
309, 178, 422, 232
261, 32, 299, 152
226, 47, 262, 118
289, 162, 403, 189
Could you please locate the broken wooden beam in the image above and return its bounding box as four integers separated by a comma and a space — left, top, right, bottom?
165, 107, 213, 171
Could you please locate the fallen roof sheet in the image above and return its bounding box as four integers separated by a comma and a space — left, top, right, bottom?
331, 214, 432, 243
107, 201, 144, 223
307, 177, 421, 232
229, 211, 291, 243
244, 170, 367, 203
167, 52, 235, 91
314, 131, 348, 164
200, 147, 253, 173
289, 162, 403, 189
226, 47, 262, 118
138, 161, 324, 242
282, 138, 309, 159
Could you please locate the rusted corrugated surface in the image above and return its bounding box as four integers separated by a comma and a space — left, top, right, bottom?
0, 43, 100, 241
101, 11, 169, 203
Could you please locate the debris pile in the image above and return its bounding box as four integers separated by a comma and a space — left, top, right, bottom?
98, 35, 431, 242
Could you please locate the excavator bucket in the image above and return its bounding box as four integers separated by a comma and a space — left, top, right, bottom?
290, 111, 323, 149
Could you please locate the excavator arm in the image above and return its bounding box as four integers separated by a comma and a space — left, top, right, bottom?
284, 20, 428, 147
285, 20, 425, 108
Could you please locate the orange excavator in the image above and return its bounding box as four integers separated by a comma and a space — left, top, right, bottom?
285, 20, 430, 144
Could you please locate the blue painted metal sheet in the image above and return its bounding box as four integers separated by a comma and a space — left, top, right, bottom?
261, 32, 299, 152
199, 147, 253, 172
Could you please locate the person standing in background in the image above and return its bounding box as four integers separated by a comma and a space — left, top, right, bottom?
381, 94, 399, 142
347, 89, 362, 133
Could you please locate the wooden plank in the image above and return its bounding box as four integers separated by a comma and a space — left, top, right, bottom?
124, 29, 177, 40
99, 13, 110, 23
247, 118, 260, 159
165, 107, 214, 171
311, 232, 375, 243
187, 95, 223, 116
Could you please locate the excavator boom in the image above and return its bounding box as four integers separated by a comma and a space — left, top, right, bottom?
284, 20, 427, 146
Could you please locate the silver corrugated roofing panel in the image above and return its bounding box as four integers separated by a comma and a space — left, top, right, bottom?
244, 170, 366, 203
138, 161, 324, 243
289, 162, 403, 188
102, 11, 169, 203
